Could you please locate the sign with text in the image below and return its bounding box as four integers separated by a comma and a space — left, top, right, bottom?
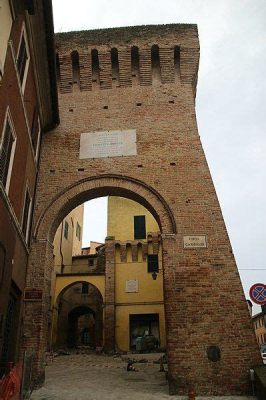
24, 288, 43, 302
183, 235, 207, 249
79, 129, 137, 159
125, 280, 138, 293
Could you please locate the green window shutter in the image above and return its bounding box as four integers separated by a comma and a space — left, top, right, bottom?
64, 221, 69, 239
147, 254, 159, 273
134, 215, 146, 239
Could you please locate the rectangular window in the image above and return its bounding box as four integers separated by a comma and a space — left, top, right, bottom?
31, 108, 41, 157
76, 222, 81, 241
22, 188, 32, 245
134, 215, 146, 239
82, 282, 89, 294
17, 27, 30, 92
64, 221, 69, 239
147, 254, 159, 273
0, 111, 16, 193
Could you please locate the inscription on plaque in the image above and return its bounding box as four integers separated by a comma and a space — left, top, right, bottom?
125, 280, 138, 293
183, 235, 207, 249
24, 288, 43, 301
79, 129, 137, 159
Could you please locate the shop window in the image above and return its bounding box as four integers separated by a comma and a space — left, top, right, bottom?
0, 109, 16, 193
22, 187, 32, 244
130, 313, 160, 350
147, 254, 159, 273
64, 221, 69, 239
17, 26, 30, 93
134, 215, 146, 239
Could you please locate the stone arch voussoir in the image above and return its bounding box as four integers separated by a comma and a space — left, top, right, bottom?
34, 174, 176, 242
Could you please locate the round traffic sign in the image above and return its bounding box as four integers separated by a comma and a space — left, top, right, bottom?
249, 283, 266, 305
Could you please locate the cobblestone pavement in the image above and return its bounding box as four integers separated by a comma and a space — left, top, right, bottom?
30, 352, 257, 400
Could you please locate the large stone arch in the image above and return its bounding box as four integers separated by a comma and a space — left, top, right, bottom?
24, 174, 177, 386
33, 174, 176, 242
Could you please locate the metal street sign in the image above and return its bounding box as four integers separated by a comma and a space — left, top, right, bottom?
249, 283, 266, 305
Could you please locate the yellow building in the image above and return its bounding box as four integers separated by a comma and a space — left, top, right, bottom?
108, 196, 165, 351
53, 204, 84, 273
51, 197, 165, 352
253, 312, 266, 348
50, 204, 85, 347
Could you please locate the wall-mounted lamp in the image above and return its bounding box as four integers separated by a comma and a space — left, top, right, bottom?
152, 271, 157, 280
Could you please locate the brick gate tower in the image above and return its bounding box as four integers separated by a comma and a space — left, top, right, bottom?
24, 25, 261, 394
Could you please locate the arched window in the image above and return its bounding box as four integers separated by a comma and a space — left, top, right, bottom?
126, 243, 132, 263
71, 50, 80, 87
131, 46, 140, 84
111, 47, 119, 85
91, 49, 100, 87
151, 44, 161, 83
174, 46, 180, 80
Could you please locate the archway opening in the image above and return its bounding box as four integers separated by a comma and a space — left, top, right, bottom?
50, 194, 167, 353
54, 281, 103, 349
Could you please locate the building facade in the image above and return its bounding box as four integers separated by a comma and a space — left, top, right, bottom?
107, 196, 165, 351
0, 0, 58, 375
253, 312, 266, 348
23, 25, 261, 394
52, 196, 165, 352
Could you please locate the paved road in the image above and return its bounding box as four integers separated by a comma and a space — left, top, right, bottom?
30, 352, 257, 400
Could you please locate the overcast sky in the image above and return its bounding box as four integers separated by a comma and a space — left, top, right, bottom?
52, 0, 266, 314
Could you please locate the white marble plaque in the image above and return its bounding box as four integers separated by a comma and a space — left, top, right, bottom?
125, 280, 138, 293
79, 129, 137, 159
183, 235, 207, 249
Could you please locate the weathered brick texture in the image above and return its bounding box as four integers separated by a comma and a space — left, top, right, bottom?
23, 24, 261, 395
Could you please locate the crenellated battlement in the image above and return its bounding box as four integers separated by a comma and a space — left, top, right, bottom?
55, 24, 199, 95
114, 233, 162, 263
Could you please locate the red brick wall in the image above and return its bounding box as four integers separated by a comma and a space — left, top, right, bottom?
24, 25, 261, 394
0, 12, 40, 365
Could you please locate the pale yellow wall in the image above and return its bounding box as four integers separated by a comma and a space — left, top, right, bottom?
51, 204, 84, 332
107, 196, 159, 241
53, 204, 84, 272
72, 205, 84, 255
0, 0, 13, 75
115, 258, 163, 304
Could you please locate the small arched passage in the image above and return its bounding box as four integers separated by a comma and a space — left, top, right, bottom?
54, 281, 103, 349
68, 306, 95, 348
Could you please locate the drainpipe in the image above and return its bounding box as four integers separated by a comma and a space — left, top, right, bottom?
59, 220, 64, 273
